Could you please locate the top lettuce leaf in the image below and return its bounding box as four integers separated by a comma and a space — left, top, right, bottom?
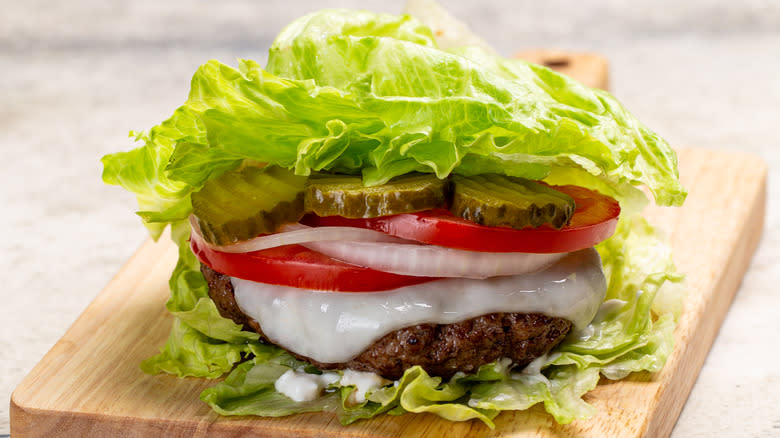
103, 9, 685, 238
101, 9, 686, 427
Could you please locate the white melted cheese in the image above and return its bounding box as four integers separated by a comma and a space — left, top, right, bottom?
232, 248, 606, 364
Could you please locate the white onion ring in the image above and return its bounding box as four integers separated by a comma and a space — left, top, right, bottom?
301, 240, 566, 279
189, 216, 406, 253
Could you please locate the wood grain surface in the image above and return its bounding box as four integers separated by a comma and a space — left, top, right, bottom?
515, 50, 609, 90
10, 148, 767, 437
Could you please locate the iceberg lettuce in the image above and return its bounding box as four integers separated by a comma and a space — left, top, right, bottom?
102, 9, 685, 426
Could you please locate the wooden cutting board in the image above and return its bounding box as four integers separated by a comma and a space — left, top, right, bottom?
514, 50, 609, 90
10, 148, 766, 438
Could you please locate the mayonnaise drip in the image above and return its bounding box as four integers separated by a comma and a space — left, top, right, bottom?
232, 248, 606, 364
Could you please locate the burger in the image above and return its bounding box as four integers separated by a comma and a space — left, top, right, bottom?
101, 8, 686, 427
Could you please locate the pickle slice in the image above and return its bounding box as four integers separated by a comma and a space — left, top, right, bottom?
450, 174, 575, 229
305, 173, 447, 218
192, 165, 306, 245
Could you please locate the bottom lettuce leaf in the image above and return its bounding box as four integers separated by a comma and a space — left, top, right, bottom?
140, 318, 257, 378
201, 350, 344, 417
468, 364, 601, 424
143, 213, 685, 425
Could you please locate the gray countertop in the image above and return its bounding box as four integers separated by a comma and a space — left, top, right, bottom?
2, 1, 779, 436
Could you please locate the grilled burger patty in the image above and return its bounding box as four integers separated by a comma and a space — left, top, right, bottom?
202, 264, 573, 380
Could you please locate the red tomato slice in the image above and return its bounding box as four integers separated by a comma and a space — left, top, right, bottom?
191, 239, 435, 292
301, 185, 620, 253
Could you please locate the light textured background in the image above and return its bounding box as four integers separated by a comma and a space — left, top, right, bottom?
2, 0, 779, 436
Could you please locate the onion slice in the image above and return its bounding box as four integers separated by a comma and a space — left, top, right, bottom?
301, 240, 566, 279
189, 216, 407, 253
189, 216, 567, 279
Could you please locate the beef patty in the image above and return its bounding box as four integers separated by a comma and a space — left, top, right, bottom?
202, 264, 573, 380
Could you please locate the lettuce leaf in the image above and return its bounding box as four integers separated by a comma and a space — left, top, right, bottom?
100, 8, 686, 427
266, 15, 685, 206
140, 220, 261, 377
200, 348, 344, 417
102, 10, 684, 235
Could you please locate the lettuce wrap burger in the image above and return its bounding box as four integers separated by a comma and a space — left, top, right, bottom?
101, 9, 686, 427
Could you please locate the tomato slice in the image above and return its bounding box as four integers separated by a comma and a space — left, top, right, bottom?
191, 239, 435, 292
301, 185, 620, 253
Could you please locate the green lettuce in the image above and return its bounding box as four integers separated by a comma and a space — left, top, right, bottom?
102, 9, 684, 230
139, 221, 262, 378
101, 9, 685, 427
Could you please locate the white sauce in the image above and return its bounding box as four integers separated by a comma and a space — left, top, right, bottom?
273, 368, 388, 404
274, 369, 339, 402
340, 370, 390, 404
233, 248, 606, 364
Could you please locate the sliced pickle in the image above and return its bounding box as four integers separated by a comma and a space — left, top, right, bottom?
450, 174, 575, 229
305, 173, 447, 218
192, 165, 306, 245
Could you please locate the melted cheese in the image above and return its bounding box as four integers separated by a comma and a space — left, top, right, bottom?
232, 248, 606, 364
